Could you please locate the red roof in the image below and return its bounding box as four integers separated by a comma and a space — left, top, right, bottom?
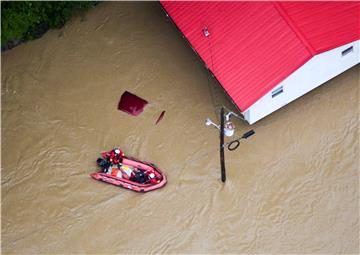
161, 2, 360, 111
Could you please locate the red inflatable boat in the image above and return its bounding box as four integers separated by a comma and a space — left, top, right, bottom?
90, 148, 167, 193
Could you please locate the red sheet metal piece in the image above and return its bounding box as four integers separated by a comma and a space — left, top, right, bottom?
161, 1, 360, 111
118, 91, 148, 116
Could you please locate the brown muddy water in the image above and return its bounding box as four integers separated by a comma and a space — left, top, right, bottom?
1, 2, 359, 254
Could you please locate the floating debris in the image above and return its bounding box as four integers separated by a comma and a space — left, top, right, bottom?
155, 110, 166, 125
118, 91, 148, 116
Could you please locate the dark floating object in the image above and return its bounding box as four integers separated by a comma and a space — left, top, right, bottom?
155, 111, 166, 125
118, 91, 148, 116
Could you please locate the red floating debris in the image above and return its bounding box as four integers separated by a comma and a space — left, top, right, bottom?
155, 111, 166, 125
118, 91, 148, 116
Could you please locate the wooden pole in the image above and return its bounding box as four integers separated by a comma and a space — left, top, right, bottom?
220, 107, 226, 182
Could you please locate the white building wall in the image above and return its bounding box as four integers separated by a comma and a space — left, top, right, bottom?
243, 40, 360, 124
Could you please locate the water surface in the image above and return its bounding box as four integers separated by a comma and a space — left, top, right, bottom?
2, 2, 359, 253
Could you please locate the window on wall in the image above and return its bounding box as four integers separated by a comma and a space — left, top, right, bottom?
342, 46, 353, 57
271, 86, 283, 98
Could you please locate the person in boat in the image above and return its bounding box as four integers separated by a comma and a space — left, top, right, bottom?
116, 165, 158, 184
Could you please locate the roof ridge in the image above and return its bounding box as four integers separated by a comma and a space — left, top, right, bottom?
272, 2, 317, 56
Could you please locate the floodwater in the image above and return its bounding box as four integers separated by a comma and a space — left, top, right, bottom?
1, 2, 359, 254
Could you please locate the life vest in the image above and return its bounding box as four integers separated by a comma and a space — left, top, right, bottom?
103, 148, 125, 165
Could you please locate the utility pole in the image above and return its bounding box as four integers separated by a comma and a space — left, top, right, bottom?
206, 106, 255, 183
220, 107, 226, 182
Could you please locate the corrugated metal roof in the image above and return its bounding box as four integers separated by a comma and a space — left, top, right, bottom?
279, 2, 360, 54
161, 2, 360, 111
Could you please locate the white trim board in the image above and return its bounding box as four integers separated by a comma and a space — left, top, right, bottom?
242, 40, 360, 124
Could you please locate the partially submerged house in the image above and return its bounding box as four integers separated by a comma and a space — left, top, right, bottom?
161, 2, 360, 124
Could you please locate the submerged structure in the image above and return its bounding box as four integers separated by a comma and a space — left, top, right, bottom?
161, 2, 360, 124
